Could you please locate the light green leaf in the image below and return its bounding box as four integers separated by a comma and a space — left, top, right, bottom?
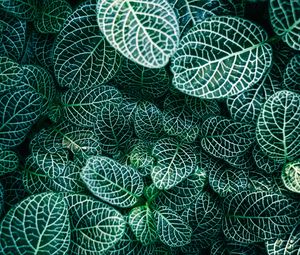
81, 156, 144, 208
223, 191, 300, 243
0, 192, 70, 254
54, 0, 121, 90
201, 116, 255, 160
61, 85, 122, 127
34, 0, 72, 33
128, 205, 158, 245
0, 150, 18, 176
171, 16, 272, 99
155, 206, 192, 247
0, 90, 42, 149
269, 0, 300, 50
64, 194, 126, 254
0, 0, 37, 20
283, 55, 300, 93
256, 90, 300, 163
151, 137, 197, 190
96, 0, 180, 68
281, 160, 300, 194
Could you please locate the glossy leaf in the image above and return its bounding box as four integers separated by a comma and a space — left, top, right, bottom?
281, 160, 300, 194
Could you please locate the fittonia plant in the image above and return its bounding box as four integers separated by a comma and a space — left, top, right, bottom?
0, 0, 299, 254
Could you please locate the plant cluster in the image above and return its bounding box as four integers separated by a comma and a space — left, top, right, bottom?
0, 0, 299, 254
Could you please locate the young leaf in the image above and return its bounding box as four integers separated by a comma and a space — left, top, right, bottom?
171, 16, 272, 99
281, 160, 300, 194
81, 156, 144, 208
256, 90, 300, 163
96, 0, 180, 68
0, 192, 70, 254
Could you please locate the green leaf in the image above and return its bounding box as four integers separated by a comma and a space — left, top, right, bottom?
64, 194, 126, 254
201, 116, 256, 160
281, 160, 300, 194
0, 192, 70, 254
61, 85, 122, 127
266, 222, 300, 255
0, 182, 4, 215
223, 191, 300, 243
256, 90, 300, 163
34, 0, 72, 33
0, 90, 42, 149
151, 137, 197, 190
0, 150, 18, 176
54, 0, 121, 90
211, 240, 255, 255
134, 101, 164, 141
96, 0, 180, 68
94, 103, 133, 155
0, 14, 26, 61
171, 16, 272, 99
32, 33, 55, 68
0, 56, 23, 93
155, 206, 192, 247
283, 54, 300, 93
128, 205, 158, 245
81, 156, 144, 208
0, 0, 37, 20
269, 0, 300, 50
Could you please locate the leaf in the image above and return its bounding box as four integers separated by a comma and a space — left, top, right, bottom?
0, 182, 4, 215
269, 0, 300, 50
0, 0, 37, 20
200, 116, 256, 159
151, 137, 197, 190
283, 54, 300, 93
211, 240, 256, 255
134, 101, 164, 141
32, 33, 55, 68
0, 14, 26, 61
281, 160, 300, 194
128, 205, 158, 245
96, 0, 179, 68
0, 150, 18, 176
81, 156, 144, 208
155, 206, 192, 247
64, 194, 126, 254
266, 222, 300, 255
94, 103, 133, 155
54, 0, 121, 90
171, 16, 272, 99
223, 191, 300, 243
34, 0, 72, 33
0, 56, 23, 93
0, 192, 70, 254
0, 90, 42, 149
256, 90, 300, 163
61, 85, 122, 127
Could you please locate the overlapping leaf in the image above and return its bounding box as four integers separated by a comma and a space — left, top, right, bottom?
0, 192, 70, 254
171, 16, 272, 99
97, 0, 180, 68
0, 150, 18, 176
81, 156, 144, 207
54, 0, 121, 90
283, 55, 300, 93
256, 90, 300, 163
281, 160, 300, 194
0, 0, 37, 20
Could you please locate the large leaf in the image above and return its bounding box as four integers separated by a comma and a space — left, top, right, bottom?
266, 222, 300, 255
155, 206, 192, 247
0, 150, 18, 176
0, 90, 42, 149
151, 137, 197, 190
0, 14, 26, 61
128, 205, 158, 245
96, 0, 179, 68
283, 54, 300, 93
65, 194, 126, 254
0, 192, 70, 254
256, 90, 300, 163
94, 103, 133, 155
200, 116, 256, 159
281, 160, 300, 194
269, 0, 300, 50
61, 85, 122, 127
0, 0, 37, 20
171, 16, 272, 99
34, 0, 72, 33
81, 156, 144, 208
54, 0, 121, 90
223, 191, 300, 243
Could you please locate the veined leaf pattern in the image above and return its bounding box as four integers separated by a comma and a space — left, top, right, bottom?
281, 160, 300, 194
0, 150, 18, 176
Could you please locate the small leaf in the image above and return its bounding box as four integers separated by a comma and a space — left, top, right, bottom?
283, 55, 300, 93
0, 150, 19, 176
281, 160, 300, 194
